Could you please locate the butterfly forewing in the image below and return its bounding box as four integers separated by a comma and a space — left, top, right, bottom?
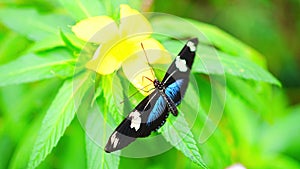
162, 38, 198, 105
105, 38, 198, 153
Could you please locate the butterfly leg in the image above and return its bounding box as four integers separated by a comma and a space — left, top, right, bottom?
119, 84, 154, 104
139, 87, 155, 93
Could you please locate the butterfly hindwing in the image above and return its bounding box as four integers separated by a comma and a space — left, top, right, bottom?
105, 90, 169, 152
146, 95, 166, 125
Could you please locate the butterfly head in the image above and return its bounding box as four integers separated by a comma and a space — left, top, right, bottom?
153, 79, 163, 90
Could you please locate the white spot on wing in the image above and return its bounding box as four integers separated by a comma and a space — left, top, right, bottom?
187, 41, 196, 52
111, 132, 119, 148
175, 56, 188, 72
129, 110, 141, 131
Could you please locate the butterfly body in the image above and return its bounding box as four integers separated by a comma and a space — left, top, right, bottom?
105, 38, 198, 153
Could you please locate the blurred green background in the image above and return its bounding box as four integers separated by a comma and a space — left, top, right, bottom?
0, 0, 300, 169
152, 0, 300, 104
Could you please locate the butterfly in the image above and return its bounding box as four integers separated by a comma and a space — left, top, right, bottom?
105, 38, 198, 153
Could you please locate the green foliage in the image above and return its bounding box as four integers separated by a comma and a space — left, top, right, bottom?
86, 136, 120, 169
28, 72, 93, 169
0, 8, 74, 51
85, 91, 120, 169
58, 0, 106, 20
163, 40, 280, 86
0, 1, 299, 169
162, 113, 207, 169
0, 49, 76, 86
100, 74, 125, 124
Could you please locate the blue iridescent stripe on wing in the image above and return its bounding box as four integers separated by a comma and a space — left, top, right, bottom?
165, 79, 184, 105
146, 96, 166, 125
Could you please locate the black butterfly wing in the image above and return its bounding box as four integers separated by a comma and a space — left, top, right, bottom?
105, 89, 170, 153
105, 38, 198, 153
162, 38, 198, 109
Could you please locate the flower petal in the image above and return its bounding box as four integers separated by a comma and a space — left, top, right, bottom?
86, 39, 135, 74
86, 42, 122, 74
121, 38, 172, 95
120, 38, 172, 64
85, 5, 170, 79
119, 4, 152, 39
122, 58, 155, 96
72, 16, 119, 43
138, 38, 172, 64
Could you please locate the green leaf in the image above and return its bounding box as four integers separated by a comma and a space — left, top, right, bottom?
225, 89, 260, 146
162, 40, 280, 86
0, 8, 74, 48
0, 31, 31, 63
162, 113, 207, 169
84, 87, 120, 169
100, 74, 124, 124
60, 29, 84, 53
59, 0, 106, 20
56, 120, 86, 169
103, 0, 126, 18
152, 16, 270, 70
153, 15, 265, 66
193, 49, 281, 86
226, 76, 276, 117
28, 72, 93, 169
86, 135, 120, 169
187, 19, 266, 67
91, 82, 103, 106
28, 37, 66, 52
0, 49, 76, 86
8, 112, 44, 169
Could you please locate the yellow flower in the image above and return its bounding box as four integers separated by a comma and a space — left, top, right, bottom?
72, 4, 171, 95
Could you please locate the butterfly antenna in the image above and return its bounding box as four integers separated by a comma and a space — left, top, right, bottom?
119, 83, 154, 104
141, 43, 156, 80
